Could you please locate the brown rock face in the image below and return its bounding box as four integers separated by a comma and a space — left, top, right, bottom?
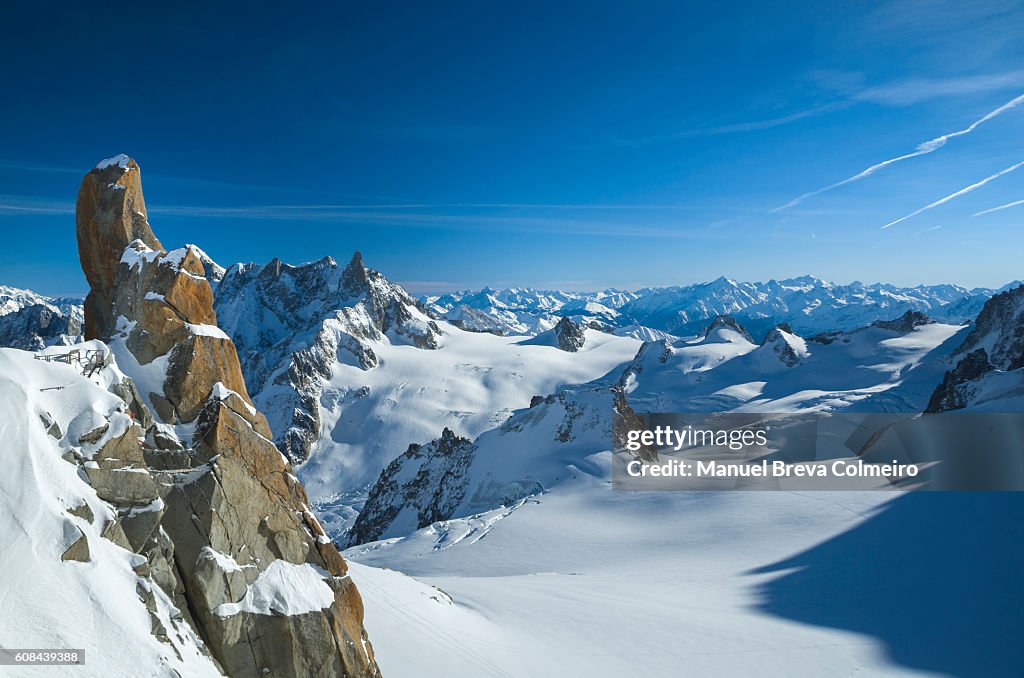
75, 156, 380, 677
76, 155, 163, 340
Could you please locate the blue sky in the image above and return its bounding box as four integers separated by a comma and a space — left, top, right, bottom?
1, 1, 1023, 296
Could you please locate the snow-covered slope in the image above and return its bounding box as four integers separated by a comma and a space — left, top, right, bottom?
206, 252, 643, 537
0, 285, 84, 350
0, 347, 219, 677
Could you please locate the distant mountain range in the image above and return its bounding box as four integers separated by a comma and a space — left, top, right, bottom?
425, 277, 1018, 340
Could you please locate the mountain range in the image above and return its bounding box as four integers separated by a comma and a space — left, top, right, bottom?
3, 156, 1024, 677
425, 277, 1014, 340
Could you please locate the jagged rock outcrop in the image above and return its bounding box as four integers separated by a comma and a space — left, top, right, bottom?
702, 314, 755, 343
213, 250, 442, 462
347, 428, 477, 547
76, 156, 379, 677
926, 285, 1024, 412
553, 316, 586, 352
871, 310, 936, 333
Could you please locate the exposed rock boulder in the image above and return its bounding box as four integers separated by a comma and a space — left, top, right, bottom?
75, 156, 379, 677
61, 526, 91, 563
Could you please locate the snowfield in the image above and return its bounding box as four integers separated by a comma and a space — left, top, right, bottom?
346, 475, 1024, 677
338, 313, 1024, 677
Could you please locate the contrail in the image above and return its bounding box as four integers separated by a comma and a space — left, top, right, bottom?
882, 160, 1024, 229
973, 198, 1024, 217
774, 92, 1024, 212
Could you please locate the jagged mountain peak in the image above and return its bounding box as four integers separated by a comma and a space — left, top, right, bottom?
553, 316, 587, 352
213, 249, 441, 462
952, 284, 1024, 370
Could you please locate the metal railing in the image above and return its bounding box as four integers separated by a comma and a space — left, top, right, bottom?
34, 349, 107, 377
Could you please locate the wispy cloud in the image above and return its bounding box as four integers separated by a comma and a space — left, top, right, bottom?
775, 92, 1024, 211
914, 224, 943, 235
0, 196, 74, 214
882, 160, 1024, 229
0, 195, 733, 240
973, 199, 1024, 217
852, 70, 1024, 106
150, 205, 717, 239
615, 102, 847, 146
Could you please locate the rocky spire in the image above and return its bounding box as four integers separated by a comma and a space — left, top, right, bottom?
75, 156, 380, 677
341, 250, 369, 292
76, 155, 163, 339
